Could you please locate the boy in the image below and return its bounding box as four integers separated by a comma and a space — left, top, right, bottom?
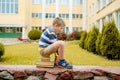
38, 17, 72, 69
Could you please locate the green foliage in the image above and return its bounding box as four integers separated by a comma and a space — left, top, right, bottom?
87, 26, 99, 52
100, 20, 120, 59
84, 32, 89, 49
95, 33, 102, 55
0, 43, 5, 58
96, 24, 106, 55
79, 31, 87, 48
28, 29, 42, 40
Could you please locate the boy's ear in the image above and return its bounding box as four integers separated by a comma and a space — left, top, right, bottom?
54, 24, 59, 27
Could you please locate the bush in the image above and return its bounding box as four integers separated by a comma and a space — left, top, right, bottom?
57, 32, 67, 40
0, 43, 5, 58
79, 31, 87, 48
100, 20, 120, 59
95, 33, 102, 55
28, 29, 42, 40
67, 30, 81, 40
96, 24, 106, 55
84, 32, 89, 49
87, 26, 99, 53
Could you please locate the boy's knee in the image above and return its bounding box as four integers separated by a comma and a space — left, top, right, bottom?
57, 41, 65, 47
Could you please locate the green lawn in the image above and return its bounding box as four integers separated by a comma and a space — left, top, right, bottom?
0, 40, 120, 66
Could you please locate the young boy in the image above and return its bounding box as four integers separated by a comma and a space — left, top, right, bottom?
38, 17, 72, 69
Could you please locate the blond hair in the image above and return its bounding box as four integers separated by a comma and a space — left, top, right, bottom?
52, 17, 66, 27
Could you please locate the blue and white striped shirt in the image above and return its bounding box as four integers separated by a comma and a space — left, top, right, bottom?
39, 27, 57, 48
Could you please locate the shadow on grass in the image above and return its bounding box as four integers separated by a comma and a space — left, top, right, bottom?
0, 57, 11, 62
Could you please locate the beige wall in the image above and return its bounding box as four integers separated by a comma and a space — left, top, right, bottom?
0, 0, 26, 24
86, 0, 120, 31
32, 5, 42, 12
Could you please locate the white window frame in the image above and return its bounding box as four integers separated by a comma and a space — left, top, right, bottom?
0, 0, 18, 14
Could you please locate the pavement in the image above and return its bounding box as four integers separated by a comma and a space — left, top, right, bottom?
0, 38, 23, 45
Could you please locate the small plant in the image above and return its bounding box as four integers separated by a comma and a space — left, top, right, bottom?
0, 43, 5, 59
28, 29, 42, 40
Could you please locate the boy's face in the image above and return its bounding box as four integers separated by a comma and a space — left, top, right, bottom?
54, 24, 64, 33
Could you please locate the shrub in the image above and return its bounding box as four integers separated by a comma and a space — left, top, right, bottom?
0, 43, 5, 58
67, 30, 81, 40
96, 24, 106, 55
28, 29, 42, 40
79, 31, 87, 48
57, 32, 67, 40
87, 26, 99, 53
100, 20, 120, 59
84, 32, 89, 49
95, 33, 102, 55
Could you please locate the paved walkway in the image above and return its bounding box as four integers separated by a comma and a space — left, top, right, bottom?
0, 38, 23, 45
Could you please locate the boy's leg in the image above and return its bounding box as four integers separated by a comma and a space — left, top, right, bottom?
40, 41, 72, 68
40, 41, 65, 61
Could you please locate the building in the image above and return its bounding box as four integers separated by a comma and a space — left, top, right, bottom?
0, 0, 83, 39
86, 0, 120, 32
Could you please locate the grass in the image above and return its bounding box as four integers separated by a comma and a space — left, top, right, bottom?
0, 40, 120, 66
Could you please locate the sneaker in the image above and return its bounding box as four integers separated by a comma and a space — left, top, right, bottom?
58, 59, 73, 69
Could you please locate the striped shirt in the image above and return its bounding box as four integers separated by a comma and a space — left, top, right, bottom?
39, 27, 57, 48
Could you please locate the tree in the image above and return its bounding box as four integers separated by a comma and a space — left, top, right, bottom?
87, 26, 99, 53
79, 31, 87, 48
100, 20, 120, 59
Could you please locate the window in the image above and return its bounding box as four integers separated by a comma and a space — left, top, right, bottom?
0, 0, 18, 14
0, 27, 2, 32
73, 0, 83, 5
45, 13, 55, 18
102, 17, 106, 24
97, 0, 100, 11
108, 14, 112, 21
63, 27, 69, 34
5, 27, 13, 33
59, 0, 69, 5
102, 0, 106, 8
32, 26, 42, 30
73, 27, 82, 31
33, 0, 42, 4
108, 0, 112, 3
46, 0, 55, 4
16, 27, 22, 33
116, 10, 120, 30
59, 13, 69, 19
72, 14, 82, 19
97, 20, 100, 30
32, 13, 42, 18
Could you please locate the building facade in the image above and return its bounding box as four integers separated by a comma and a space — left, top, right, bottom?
86, 0, 120, 32
0, 0, 83, 39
